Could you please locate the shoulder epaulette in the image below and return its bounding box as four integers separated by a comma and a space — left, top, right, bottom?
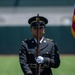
24, 38, 33, 43
24, 39, 30, 42
24, 39, 28, 41
46, 38, 53, 42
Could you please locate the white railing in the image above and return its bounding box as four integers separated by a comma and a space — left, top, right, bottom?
0, 6, 73, 26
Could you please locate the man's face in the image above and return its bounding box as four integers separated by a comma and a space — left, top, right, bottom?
31, 26, 45, 39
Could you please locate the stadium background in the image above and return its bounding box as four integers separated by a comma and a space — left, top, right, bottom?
0, 0, 75, 54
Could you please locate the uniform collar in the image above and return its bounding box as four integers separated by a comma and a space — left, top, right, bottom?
34, 37, 44, 44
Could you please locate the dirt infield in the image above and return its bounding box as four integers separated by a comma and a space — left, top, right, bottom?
60, 54, 75, 56
0, 54, 18, 57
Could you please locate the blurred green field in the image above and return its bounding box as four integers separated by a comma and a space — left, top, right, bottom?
0, 55, 75, 75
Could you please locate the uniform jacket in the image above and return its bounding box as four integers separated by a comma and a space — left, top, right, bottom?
19, 37, 60, 75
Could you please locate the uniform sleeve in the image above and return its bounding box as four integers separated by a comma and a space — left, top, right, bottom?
19, 41, 33, 75
43, 42, 60, 68
49, 42, 60, 68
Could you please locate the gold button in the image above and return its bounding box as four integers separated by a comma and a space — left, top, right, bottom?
29, 52, 30, 54
46, 52, 48, 54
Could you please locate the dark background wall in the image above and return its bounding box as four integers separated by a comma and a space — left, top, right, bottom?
0, 26, 75, 54
0, 0, 74, 6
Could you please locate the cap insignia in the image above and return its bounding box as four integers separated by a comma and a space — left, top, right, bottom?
36, 17, 40, 21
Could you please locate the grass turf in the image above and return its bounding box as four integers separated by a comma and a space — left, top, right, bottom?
0, 55, 75, 75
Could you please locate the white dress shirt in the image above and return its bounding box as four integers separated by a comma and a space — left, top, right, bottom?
34, 37, 44, 44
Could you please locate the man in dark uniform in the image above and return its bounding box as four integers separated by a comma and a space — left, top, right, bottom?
19, 14, 60, 75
